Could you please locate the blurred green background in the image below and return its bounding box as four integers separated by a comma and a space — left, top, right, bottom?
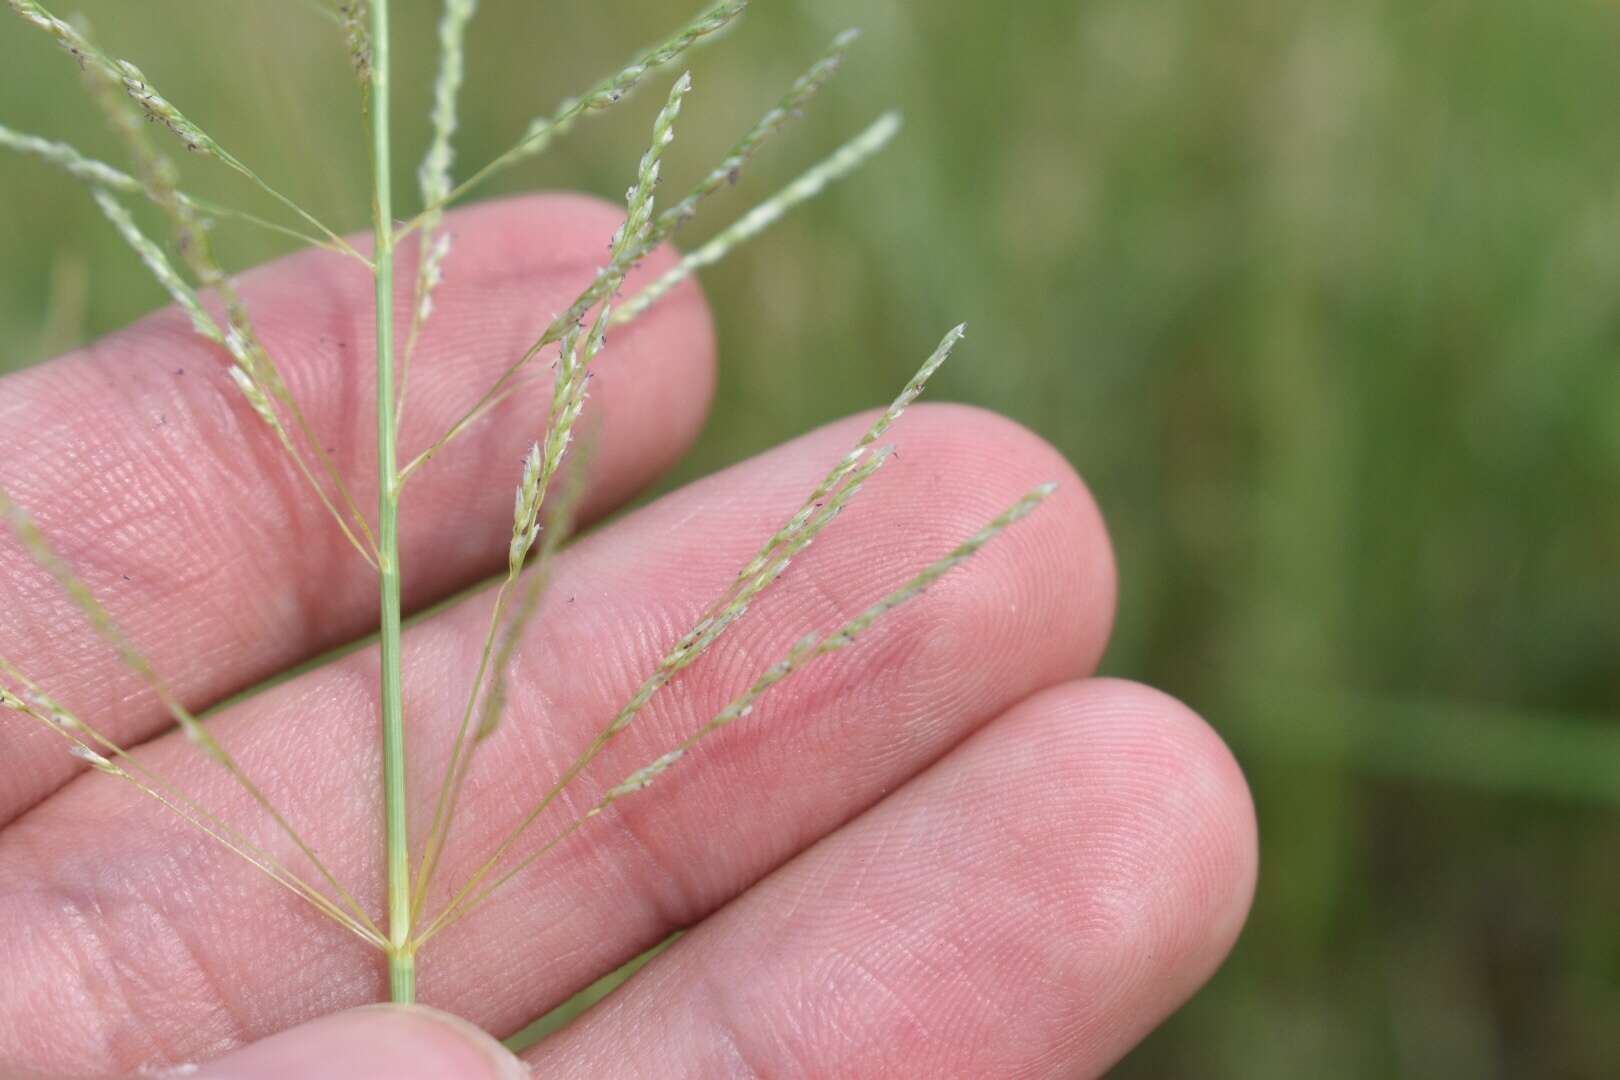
4, 1, 1620, 1074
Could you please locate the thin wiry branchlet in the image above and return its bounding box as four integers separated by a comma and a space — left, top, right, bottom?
616, 110, 902, 325
418, 326, 964, 940
420, 483, 1058, 941
407, 77, 692, 917
402, 1, 743, 230
408, 451, 584, 929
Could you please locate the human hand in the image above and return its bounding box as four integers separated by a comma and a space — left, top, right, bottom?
0, 196, 1256, 1078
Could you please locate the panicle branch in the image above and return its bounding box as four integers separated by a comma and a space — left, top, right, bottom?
407, 447, 584, 926
401, 33, 874, 481
649, 27, 864, 241
0, 658, 386, 947
397, 0, 478, 421
397, 0, 745, 235
415, 326, 965, 940
419, 481, 1057, 942
407, 75, 693, 917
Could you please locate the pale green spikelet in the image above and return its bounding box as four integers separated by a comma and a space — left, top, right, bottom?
68, 741, 125, 776
419, 0, 476, 206
9, 1, 214, 154
0, 123, 135, 191
340, 2, 373, 87
89, 188, 222, 344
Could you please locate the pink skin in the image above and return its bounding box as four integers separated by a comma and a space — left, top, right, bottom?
0, 197, 1256, 1078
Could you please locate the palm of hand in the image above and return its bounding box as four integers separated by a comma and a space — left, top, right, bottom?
0, 197, 1255, 1078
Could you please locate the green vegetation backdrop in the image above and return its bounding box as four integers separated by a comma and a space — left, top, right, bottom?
3, 1, 1618, 1075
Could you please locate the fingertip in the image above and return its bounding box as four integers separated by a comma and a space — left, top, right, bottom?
1024, 678, 1258, 998
881, 403, 1119, 676
195, 1005, 527, 1080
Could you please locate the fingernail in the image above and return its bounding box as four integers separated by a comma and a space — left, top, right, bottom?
196, 1004, 527, 1080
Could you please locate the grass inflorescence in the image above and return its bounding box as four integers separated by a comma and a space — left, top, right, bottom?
0, 0, 1056, 1017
